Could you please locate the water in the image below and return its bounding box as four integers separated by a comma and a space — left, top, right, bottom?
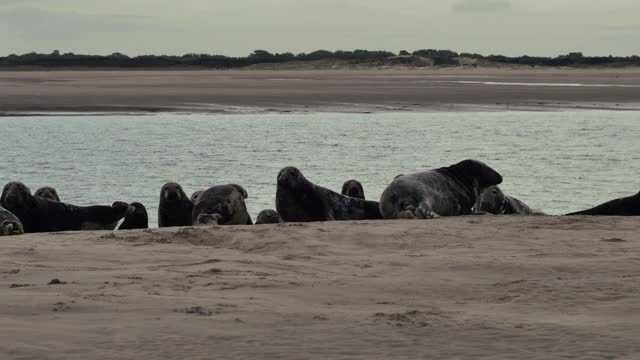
1, 111, 639, 226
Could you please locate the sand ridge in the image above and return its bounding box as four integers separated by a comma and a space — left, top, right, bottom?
1, 216, 639, 359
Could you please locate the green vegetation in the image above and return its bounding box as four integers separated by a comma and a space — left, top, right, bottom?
1, 49, 638, 69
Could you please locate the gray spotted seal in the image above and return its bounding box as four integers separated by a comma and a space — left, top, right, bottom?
34, 187, 60, 202
379, 159, 503, 219
474, 185, 544, 215
341, 180, 366, 199
118, 202, 149, 230
158, 182, 193, 227
191, 190, 205, 204
255, 209, 283, 224
276, 167, 383, 222
192, 184, 252, 225
566, 191, 640, 216
1, 182, 129, 233
0, 204, 23, 236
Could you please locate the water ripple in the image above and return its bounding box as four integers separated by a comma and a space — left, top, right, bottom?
1, 111, 639, 226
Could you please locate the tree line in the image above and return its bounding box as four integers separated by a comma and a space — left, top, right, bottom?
1, 49, 638, 68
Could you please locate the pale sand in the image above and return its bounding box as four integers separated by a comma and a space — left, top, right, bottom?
2, 68, 640, 115
2, 216, 639, 359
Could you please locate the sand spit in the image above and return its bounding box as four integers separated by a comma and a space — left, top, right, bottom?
2, 68, 640, 115
1, 216, 639, 359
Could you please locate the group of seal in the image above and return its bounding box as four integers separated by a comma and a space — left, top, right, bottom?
1, 159, 637, 236
276, 167, 383, 222
0, 182, 131, 233
158, 183, 253, 227
380, 159, 503, 219
0, 182, 151, 235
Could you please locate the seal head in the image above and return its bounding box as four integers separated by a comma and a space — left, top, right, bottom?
34, 187, 60, 202
342, 180, 365, 199
192, 184, 252, 225
255, 209, 283, 224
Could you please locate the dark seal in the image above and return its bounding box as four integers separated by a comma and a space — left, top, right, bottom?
0, 204, 24, 236
255, 209, 283, 224
1, 182, 129, 233
341, 180, 366, 199
276, 167, 383, 222
192, 184, 253, 225
566, 191, 640, 216
158, 182, 194, 228
118, 202, 149, 230
34, 187, 60, 202
474, 185, 544, 215
379, 159, 503, 219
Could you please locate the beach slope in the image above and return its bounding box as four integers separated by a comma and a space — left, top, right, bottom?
1, 216, 639, 359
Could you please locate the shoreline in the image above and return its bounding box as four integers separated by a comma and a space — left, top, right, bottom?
3, 105, 640, 117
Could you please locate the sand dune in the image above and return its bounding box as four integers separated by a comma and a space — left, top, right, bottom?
2, 216, 639, 359
2, 68, 640, 115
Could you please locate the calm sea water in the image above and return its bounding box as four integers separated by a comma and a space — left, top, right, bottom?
1, 111, 639, 226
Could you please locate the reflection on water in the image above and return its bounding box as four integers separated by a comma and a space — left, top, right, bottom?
1, 111, 639, 226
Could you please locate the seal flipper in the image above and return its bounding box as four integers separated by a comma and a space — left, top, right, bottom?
398, 201, 439, 219
415, 203, 440, 219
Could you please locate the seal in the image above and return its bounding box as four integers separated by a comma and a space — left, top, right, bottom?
276, 167, 383, 222
255, 209, 283, 224
379, 159, 503, 219
341, 180, 366, 199
158, 182, 194, 227
566, 191, 640, 216
1, 182, 129, 233
191, 190, 204, 204
473, 185, 544, 215
0, 204, 23, 236
118, 202, 149, 230
192, 184, 253, 225
34, 187, 60, 202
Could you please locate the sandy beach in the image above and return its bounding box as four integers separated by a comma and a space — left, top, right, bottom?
2, 68, 640, 115
2, 216, 639, 359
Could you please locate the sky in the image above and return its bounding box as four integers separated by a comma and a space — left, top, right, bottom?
0, 0, 638, 57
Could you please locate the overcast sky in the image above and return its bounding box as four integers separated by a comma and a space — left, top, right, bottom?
0, 0, 638, 56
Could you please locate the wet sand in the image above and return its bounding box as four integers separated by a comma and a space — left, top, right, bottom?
2, 216, 639, 359
2, 68, 640, 115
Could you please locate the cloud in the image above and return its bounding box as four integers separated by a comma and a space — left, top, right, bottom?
0, 7, 167, 38
452, 0, 510, 13
601, 24, 640, 32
